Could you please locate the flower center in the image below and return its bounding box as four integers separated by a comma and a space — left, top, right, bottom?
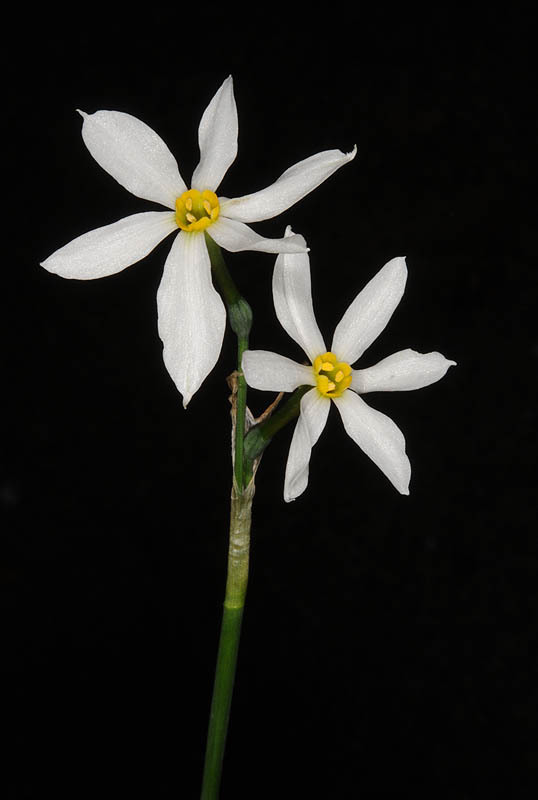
313, 352, 352, 398
175, 189, 220, 232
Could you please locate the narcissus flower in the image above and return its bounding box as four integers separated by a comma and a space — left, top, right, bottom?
242, 232, 455, 500
41, 77, 356, 407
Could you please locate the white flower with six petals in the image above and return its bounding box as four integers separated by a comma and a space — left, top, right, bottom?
41, 77, 356, 406
242, 230, 456, 500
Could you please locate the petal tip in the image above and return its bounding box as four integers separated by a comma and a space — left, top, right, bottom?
398, 464, 411, 495
39, 255, 56, 274
218, 74, 234, 95
388, 255, 408, 280
396, 471, 411, 495
76, 108, 88, 119
435, 353, 458, 374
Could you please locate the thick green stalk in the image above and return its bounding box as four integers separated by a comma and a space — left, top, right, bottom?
201, 237, 253, 798
200, 482, 253, 800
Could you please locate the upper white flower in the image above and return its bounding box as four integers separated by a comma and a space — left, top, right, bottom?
41, 77, 356, 407
242, 230, 456, 500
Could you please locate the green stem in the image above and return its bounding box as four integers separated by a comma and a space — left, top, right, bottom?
234, 335, 249, 490
201, 606, 243, 800
205, 234, 252, 490
201, 236, 254, 798
200, 483, 253, 800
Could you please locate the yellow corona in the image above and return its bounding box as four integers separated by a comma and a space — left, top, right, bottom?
175, 189, 220, 232
313, 352, 352, 398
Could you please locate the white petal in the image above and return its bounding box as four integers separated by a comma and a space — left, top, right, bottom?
219, 146, 357, 223
242, 350, 315, 392
157, 231, 226, 407
333, 391, 410, 495
351, 349, 457, 393
79, 109, 187, 209
40, 212, 177, 279
331, 257, 408, 365
272, 228, 326, 361
209, 216, 307, 254
191, 76, 238, 193
284, 388, 330, 502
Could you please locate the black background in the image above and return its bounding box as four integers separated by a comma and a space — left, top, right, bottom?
4, 10, 537, 799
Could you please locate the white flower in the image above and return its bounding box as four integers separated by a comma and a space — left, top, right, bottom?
242, 230, 456, 500
41, 77, 356, 407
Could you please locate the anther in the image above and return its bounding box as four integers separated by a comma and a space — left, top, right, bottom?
175, 189, 220, 231
313, 351, 352, 398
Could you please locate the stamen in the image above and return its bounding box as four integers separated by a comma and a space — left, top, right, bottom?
175, 189, 220, 232
312, 351, 352, 398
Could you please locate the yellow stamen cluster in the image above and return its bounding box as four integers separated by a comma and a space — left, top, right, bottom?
313, 351, 352, 398
175, 189, 220, 232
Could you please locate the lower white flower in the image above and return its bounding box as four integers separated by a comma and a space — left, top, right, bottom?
242, 231, 456, 500
40, 76, 356, 407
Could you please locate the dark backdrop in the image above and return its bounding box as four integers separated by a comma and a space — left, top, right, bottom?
4, 10, 536, 799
